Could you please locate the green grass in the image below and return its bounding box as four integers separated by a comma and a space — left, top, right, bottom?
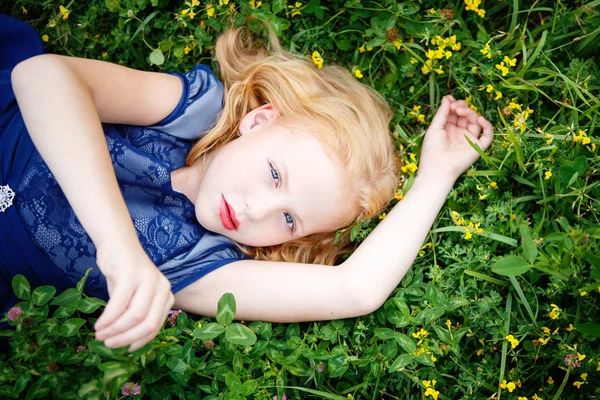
1, 0, 599, 399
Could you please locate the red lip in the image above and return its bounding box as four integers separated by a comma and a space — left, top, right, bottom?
219, 195, 239, 231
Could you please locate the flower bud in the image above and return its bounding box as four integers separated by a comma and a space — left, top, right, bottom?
316, 362, 326, 373
205, 339, 215, 350
22, 317, 34, 328
46, 362, 60, 373
127, 9, 134, 18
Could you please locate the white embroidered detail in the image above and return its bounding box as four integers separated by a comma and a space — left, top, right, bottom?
0, 184, 15, 212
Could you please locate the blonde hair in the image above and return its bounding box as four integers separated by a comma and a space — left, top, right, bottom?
186, 25, 400, 265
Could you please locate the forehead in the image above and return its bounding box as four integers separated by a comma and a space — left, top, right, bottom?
271, 127, 352, 234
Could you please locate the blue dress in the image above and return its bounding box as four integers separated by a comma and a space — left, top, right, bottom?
0, 15, 247, 322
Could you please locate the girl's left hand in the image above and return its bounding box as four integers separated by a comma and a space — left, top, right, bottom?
418, 95, 494, 182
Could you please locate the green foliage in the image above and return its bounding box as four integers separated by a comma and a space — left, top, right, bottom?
1, 0, 600, 398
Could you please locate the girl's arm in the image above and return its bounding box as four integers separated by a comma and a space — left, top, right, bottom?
11, 55, 184, 351
148, 96, 494, 330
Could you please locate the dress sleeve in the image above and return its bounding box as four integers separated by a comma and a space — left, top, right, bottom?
146, 64, 224, 141
157, 231, 247, 294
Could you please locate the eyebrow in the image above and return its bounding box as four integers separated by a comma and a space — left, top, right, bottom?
281, 159, 305, 236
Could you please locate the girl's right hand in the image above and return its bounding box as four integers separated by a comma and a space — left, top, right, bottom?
93, 241, 175, 352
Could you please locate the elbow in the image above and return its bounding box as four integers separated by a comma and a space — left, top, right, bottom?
11, 54, 72, 91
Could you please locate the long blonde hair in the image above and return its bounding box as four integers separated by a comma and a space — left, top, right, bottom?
186, 25, 400, 265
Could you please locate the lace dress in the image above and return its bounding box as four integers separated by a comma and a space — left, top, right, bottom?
0, 15, 247, 323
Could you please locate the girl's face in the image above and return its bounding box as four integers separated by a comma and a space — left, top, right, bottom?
192, 105, 353, 247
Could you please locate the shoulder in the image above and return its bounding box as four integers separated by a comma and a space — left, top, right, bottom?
146, 64, 225, 141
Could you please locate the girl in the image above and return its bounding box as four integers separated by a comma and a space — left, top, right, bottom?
1, 14, 494, 353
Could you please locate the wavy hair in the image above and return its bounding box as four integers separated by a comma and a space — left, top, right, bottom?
185, 25, 401, 266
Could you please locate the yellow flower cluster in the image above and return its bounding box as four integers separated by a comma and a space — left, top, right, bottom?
505, 334, 519, 349
418, 241, 433, 257
312, 51, 323, 69
394, 192, 404, 201
358, 44, 373, 53
412, 328, 429, 339
573, 373, 588, 388
479, 83, 502, 100
354, 68, 363, 79
464, 0, 485, 17
509, 100, 534, 133
500, 380, 517, 392
401, 153, 418, 175
549, 304, 561, 320
480, 43, 492, 59
289, 2, 302, 17
532, 394, 542, 400
423, 380, 439, 400
451, 211, 483, 239
496, 56, 517, 77
421, 35, 461, 75
378, 213, 386, 220
410, 105, 426, 123
573, 129, 591, 145
393, 40, 402, 50
249, 0, 262, 7
59, 5, 70, 20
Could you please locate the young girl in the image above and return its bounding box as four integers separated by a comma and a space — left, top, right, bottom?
1, 14, 494, 353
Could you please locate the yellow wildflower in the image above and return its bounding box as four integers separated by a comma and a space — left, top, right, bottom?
181, 9, 189, 15
192, 0, 200, 5
463, 229, 473, 240
543, 327, 550, 334
197, 322, 202, 328
477, 349, 484, 356
505, 334, 519, 349
22, 6, 28, 15
393, 40, 402, 50
566, 323, 574, 331
489, 181, 498, 190
354, 69, 363, 79
424, 388, 439, 400
579, 290, 587, 296
183, 46, 191, 55
500, 380, 516, 392
401, 162, 418, 174
479, 194, 487, 200
59, 5, 70, 20
347, 394, 352, 399
504, 56, 517, 67
518, 397, 528, 400
581, 373, 587, 381
379, 213, 386, 220
577, 353, 586, 361
428, 8, 436, 14
445, 320, 452, 328
207, 7, 215, 17
496, 62, 509, 77
42, 34, 49, 43
544, 171, 552, 180
549, 304, 561, 319
312, 51, 323, 69
480, 43, 491, 59
409, 57, 417, 64
394, 192, 404, 201
532, 395, 542, 400
219, 0, 228, 4
573, 381, 583, 389
465, 0, 485, 18
495, 91, 503, 100
547, 376, 554, 384
359, 44, 365, 53
430, 355, 436, 362
422, 380, 432, 388
544, 133, 554, 144
289, 2, 302, 17
538, 337, 549, 345
573, 129, 591, 145
188, 10, 196, 19
417, 114, 425, 123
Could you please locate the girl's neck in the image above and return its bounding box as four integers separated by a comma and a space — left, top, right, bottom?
171, 156, 209, 204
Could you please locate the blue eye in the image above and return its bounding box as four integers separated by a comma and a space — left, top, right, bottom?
268, 161, 295, 234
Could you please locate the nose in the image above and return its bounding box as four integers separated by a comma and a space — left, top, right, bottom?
245, 190, 283, 223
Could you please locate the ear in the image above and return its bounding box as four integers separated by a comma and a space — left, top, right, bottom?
238, 104, 278, 135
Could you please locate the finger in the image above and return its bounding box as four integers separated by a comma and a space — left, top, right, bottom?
447, 112, 458, 126
455, 105, 480, 125
467, 122, 482, 138
477, 116, 495, 150
97, 277, 157, 340
104, 285, 170, 349
127, 296, 173, 352
429, 96, 451, 131
95, 283, 135, 332
447, 95, 457, 102
450, 99, 468, 111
